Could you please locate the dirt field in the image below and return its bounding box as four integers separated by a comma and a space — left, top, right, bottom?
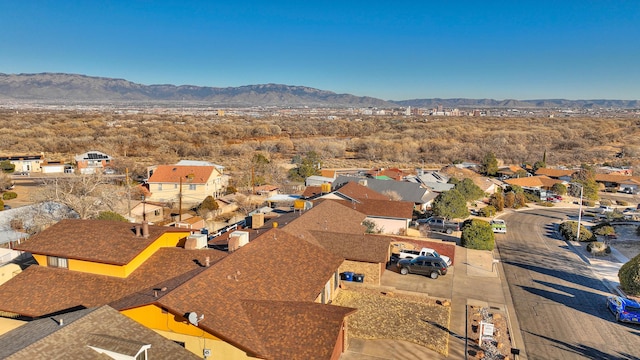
3, 179, 39, 209
334, 286, 451, 356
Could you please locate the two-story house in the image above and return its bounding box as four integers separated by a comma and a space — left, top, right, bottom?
74, 151, 113, 174
146, 165, 225, 206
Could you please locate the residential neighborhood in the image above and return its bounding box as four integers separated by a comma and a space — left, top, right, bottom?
1, 154, 640, 359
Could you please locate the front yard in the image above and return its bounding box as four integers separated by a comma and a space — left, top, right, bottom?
334, 287, 451, 356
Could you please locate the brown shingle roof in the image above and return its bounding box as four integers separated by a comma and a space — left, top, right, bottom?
241, 300, 356, 360
280, 200, 367, 242
0, 247, 226, 318
148, 165, 218, 184
15, 219, 190, 266
157, 228, 349, 360
0, 305, 199, 359
535, 168, 578, 178
335, 199, 414, 219
301, 185, 323, 199
594, 173, 640, 183
309, 231, 391, 263
334, 181, 390, 201
504, 175, 562, 188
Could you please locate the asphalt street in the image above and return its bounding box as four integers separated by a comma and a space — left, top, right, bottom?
499, 209, 640, 360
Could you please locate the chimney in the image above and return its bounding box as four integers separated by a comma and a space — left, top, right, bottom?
205, 256, 210, 267
135, 225, 141, 237
142, 221, 149, 238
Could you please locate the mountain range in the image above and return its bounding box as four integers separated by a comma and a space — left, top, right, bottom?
1, 72, 638, 109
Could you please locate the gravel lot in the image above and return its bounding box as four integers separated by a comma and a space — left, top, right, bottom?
334, 286, 451, 356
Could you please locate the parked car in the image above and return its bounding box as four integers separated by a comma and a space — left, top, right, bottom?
396, 256, 448, 279
490, 219, 507, 234
606, 296, 640, 323
393, 247, 452, 266
418, 217, 460, 234
599, 205, 614, 214
3, 205, 11, 210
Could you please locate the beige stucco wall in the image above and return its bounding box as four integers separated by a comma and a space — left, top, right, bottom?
0, 263, 22, 286
0, 317, 25, 336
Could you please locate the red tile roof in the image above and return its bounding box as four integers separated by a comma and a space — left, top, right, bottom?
157, 229, 351, 360
15, 220, 190, 266
148, 165, 219, 184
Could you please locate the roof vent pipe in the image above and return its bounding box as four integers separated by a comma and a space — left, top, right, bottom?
142, 221, 149, 238
135, 225, 141, 237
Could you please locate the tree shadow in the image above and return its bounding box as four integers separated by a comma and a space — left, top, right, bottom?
525, 330, 640, 360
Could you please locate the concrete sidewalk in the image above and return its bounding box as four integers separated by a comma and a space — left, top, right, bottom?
566, 239, 630, 296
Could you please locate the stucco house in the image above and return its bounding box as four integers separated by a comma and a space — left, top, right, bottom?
146, 165, 226, 206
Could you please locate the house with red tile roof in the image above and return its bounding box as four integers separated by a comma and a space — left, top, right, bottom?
146, 164, 225, 206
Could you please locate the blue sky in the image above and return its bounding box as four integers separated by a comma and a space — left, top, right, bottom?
1, 1, 639, 100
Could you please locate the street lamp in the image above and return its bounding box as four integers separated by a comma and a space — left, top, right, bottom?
571, 183, 584, 241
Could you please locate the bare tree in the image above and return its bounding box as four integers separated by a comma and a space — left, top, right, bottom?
34, 174, 124, 219
0, 172, 13, 191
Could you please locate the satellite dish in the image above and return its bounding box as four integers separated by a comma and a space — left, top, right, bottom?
188, 312, 205, 326
188, 312, 199, 325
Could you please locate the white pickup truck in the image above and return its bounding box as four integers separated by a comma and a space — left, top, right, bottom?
393, 247, 452, 266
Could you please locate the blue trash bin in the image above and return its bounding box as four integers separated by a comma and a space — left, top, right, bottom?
353, 274, 364, 283
342, 272, 354, 281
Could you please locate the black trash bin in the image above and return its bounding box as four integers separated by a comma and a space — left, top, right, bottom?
353, 273, 364, 283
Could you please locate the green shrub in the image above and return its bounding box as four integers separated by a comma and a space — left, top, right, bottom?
478, 205, 496, 217
95, 211, 129, 222
583, 200, 596, 207
2, 191, 17, 200
616, 200, 629, 206
539, 201, 554, 207
0, 198, 4, 211
619, 254, 640, 295
558, 221, 596, 242
586, 241, 610, 255
592, 224, 615, 237
460, 219, 495, 250
599, 199, 613, 206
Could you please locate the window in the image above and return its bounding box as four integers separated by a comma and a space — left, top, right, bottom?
158, 184, 162, 191
47, 256, 68, 269
174, 184, 178, 189
154, 209, 161, 216
189, 184, 196, 190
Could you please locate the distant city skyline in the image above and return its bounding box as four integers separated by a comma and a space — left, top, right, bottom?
1, 1, 639, 101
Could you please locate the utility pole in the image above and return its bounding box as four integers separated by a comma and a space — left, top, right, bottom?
179, 176, 183, 222
126, 168, 131, 218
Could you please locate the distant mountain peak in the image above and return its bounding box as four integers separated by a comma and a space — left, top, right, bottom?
0, 73, 638, 108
